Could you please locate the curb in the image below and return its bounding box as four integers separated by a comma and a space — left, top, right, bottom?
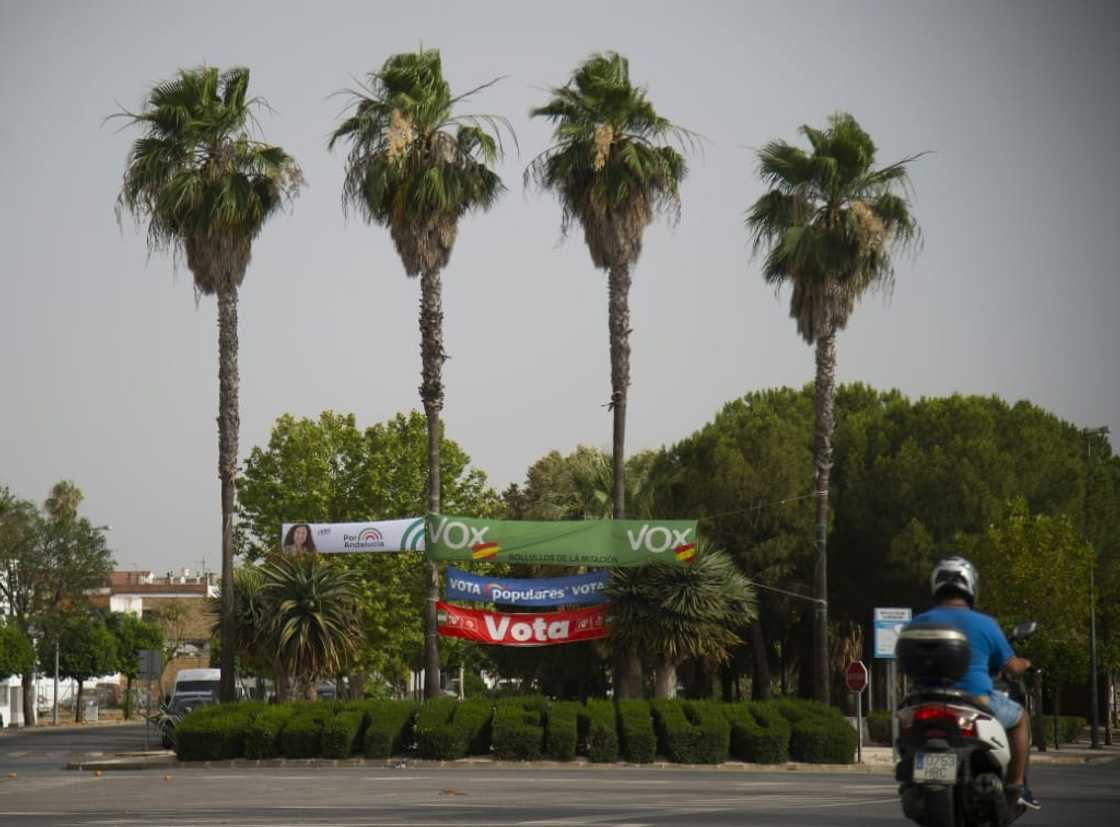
66, 751, 1117, 773
2, 720, 141, 737
69, 754, 897, 774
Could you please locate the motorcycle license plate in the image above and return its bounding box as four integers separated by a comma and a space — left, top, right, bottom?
913, 751, 957, 783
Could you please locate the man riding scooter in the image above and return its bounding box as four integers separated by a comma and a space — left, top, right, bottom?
911, 557, 1041, 811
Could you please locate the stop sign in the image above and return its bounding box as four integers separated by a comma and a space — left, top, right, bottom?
846, 660, 868, 693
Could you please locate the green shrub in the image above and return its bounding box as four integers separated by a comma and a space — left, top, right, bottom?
723, 702, 790, 764
322, 711, 364, 759
492, 697, 545, 760
174, 703, 256, 762
363, 700, 418, 759
650, 700, 729, 764
280, 704, 331, 759
455, 699, 494, 756
866, 710, 893, 745
545, 701, 580, 761
770, 697, 856, 764
580, 700, 618, 763
244, 704, 296, 760
415, 698, 493, 760
1053, 715, 1087, 745
616, 699, 656, 763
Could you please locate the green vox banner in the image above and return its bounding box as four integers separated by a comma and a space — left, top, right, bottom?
425, 514, 698, 567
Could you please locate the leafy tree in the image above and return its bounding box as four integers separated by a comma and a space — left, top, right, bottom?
746, 114, 922, 701
528, 52, 689, 523
0, 482, 114, 725
0, 622, 35, 682
654, 387, 817, 698
41, 617, 119, 722
606, 543, 756, 698
258, 553, 363, 700
236, 410, 499, 693
960, 499, 1093, 722
329, 49, 508, 698
107, 613, 163, 719
115, 66, 303, 702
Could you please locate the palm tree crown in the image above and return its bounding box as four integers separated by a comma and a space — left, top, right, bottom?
258, 553, 363, 687
329, 48, 508, 276
116, 66, 303, 294
527, 52, 689, 269
607, 542, 756, 697
746, 112, 920, 342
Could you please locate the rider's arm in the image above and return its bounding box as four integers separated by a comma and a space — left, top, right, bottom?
988, 617, 1029, 676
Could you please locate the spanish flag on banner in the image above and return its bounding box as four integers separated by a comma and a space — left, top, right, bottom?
471, 541, 501, 560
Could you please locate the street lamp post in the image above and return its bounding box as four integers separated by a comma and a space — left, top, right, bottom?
1083, 427, 1108, 750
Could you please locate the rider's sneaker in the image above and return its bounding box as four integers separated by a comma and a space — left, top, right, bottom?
1017, 785, 1042, 811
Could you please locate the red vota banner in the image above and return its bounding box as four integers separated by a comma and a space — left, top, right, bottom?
436, 601, 608, 646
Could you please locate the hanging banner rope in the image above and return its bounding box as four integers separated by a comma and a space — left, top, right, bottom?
445, 566, 608, 606
425, 514, 698, 567
279, 518, 425, 553
436, 601, 608, 646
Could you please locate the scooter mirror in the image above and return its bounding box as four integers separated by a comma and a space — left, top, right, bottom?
1011, 621, 1038, 641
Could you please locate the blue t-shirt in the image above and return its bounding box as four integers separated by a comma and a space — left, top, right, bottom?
910, 606, 1014, 696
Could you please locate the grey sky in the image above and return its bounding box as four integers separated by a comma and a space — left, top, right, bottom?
2, 1, 1117, 575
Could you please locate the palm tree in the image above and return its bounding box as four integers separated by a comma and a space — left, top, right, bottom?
607, 542, 756, 698
745, 113, 921, 702
527, 52, 690, 523
211, 566, 276, 698
258, 553, 363, 700
528, 53, 689, 699
329, 48, 509, 699
116, 66, 303, 703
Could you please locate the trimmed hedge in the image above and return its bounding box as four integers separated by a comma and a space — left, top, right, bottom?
866, 710, 893, 745
724, 702, 790, 764
175, 702, 264, 762
363, 700, 418, 758
322, 711, 365, 759
172, 696, 862, 766
545, 701, 580, 761
1053, 715, 1087, 745
771, 698, 857, 764
651, 700, 729, 764
415, 697, 493, 760
280, 704, 332, 759
244, 704, 296, 759
492, 697, 546, 760
617, 700, 656, 763
580, 700, 619, 762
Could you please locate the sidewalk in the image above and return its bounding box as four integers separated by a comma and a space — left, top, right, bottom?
67, 743, 1120, 773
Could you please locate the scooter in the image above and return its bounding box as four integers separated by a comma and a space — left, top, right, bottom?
894, 620, 1038, 827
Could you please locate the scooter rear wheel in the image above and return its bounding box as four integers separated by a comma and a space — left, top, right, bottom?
924, 786, 956, 827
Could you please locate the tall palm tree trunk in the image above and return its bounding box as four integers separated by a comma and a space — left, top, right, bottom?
217, 286, 240, 704
420, 268, 444, 700
608, 262, 642, 698
812, 327, 837, 704
608, 263, 631, 520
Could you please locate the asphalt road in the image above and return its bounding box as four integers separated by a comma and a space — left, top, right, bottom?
0, 723, 150, 775
1, 725, 1117, 825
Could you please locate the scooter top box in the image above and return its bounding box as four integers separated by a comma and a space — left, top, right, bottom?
896, 622, 971, 684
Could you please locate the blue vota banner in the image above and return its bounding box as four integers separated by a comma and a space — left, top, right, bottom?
445, 567, 609, 606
